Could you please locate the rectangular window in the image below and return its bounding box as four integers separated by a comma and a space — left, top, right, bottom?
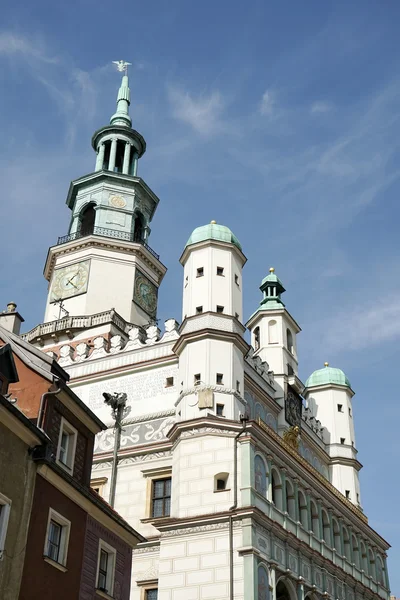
345, 490, 350, 499
194, 373, 201, 385
349, 408, 352, 417
236, 380, 240, 393
217, 266, 224, 276
0, 493, 11, 559
56, 417, 77, 474
216, 305, 224, 313
90, 477, 108, 498
44, 508, 71, 567
337, 404, 343, 412
235, 312, 239, 319
235, 274, 239, 285
196, 306, 203, 314
96, 540, 116, 595
151, 478, 171, 518
216, 373, 223, 385
196, 267, 204, 277
146, 590, 158, 600
340, 438, 345, 445
165, 377, 174, 388
216, 403, 224, 416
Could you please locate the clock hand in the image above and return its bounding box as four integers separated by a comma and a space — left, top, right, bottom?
66, 277, 78, 289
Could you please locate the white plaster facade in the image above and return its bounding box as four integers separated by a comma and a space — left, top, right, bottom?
22, 72, 391, 600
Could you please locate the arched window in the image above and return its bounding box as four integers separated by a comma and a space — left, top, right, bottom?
286, 328, 294, 354
258, 565, 269, 600
322, 509, 331, 546
214, 472, 229, 492
376, 555, 386, 586
133, 212, 145, 242
297, 490, 308, 529
285, 478, 296, 520
310, 500, 319, 537
343, 526, 351, 561
79, 202, 96, 236
332, 518, 341, 554
268, 320, 278, 344
360, 541, 368, 572
368, 548, 376, 579
352, 534, 360, 569
254, 455, 267, 497
254, 327, 260, 351
276, 579, 294, 600
271, 469, 283, 510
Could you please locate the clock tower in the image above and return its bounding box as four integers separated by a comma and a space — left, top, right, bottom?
26, 63, 166, 349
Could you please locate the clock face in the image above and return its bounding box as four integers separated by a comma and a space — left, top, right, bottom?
133, 271, 158, 317
50, 261, 90, 301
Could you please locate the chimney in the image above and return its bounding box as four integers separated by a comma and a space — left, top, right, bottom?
0, 302, 25, 335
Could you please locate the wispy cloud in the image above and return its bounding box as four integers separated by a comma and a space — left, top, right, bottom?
310, 101, 333, 114
167, 85, 225, 136
0, 31, 58, 63
259, 90, 275, 116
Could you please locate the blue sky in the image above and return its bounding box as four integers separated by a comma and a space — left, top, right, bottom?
1, 0, 399, 588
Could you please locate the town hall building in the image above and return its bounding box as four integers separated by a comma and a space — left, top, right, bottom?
15, 63, 390, 600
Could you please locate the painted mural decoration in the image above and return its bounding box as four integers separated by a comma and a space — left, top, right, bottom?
255, 455, 267, 496
257, 565, 269, 600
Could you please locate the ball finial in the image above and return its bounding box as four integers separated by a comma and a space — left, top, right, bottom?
210, 220, 217, 224
269, 267, 275, 273
324, 362, 329, 367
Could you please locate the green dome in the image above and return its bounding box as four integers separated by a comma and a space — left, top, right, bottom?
305, 363, 351, 389
185, 222, 242, 251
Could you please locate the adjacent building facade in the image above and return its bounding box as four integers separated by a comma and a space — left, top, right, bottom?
19, 66, 391, 600
0, 323, 144, 600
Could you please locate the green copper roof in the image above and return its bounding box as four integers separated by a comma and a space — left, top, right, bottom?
261, 269, 284, 288
185, 222, 242, 250
305, 363, 351, 389
110, 73, 132, 128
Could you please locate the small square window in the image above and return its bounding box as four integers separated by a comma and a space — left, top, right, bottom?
56, 418, 77, 474
216, 305, 224, 313
235, 274, 239, 285
216, 479, 226, 490
337, 404, 343, 412
216, 404, 224, 416
340, 438, 345, 445
236, 380, 240, 393
235, 312, 239, 319
165, 377, 174, 388
345, 490, 350, 499
96, 540, 116, 595
44, 508, 71, 567
151, 478, 171, 518
0, 493, 11, 559
217, 266, 224, 276
194, 373, 201, 385
196, 267, 204, 277
216, 373, 223, 385
196, 306, 203, 314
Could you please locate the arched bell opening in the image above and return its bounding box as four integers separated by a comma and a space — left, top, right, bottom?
114, 140, 125, 173
133, 212, 145, 243
79, 202, 96, 236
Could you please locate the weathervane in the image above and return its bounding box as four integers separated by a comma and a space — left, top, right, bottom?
112, 60, 132, 73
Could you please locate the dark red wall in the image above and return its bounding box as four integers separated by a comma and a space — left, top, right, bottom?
80, 516, 132, 600
19, 475, 87, 600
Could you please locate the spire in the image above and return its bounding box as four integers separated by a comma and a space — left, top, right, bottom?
258, 266, 286, 309
110, 60, 132, 128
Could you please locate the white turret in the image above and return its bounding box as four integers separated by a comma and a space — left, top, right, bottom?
304, 363, 362, 507
174, 222, 248, 421
246, 268, 302, 428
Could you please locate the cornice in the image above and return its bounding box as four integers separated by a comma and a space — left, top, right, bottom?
43, 236, 166, 282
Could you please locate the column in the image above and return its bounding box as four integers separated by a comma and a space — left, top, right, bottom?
266, 456, 273, 502
269, 564, 277, 600
348, 525, 354, 565
131, 150, 139, 176
109, 137, 118, 172
122, 141, 131, 174
297, 581, 305, 600
281, 469, 287, 514
95, 143, 105, 171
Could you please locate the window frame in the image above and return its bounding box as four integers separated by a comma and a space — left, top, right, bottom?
216, 305, 224, 313
0, 492, 11, 559
90, 477, 108, 497
151, 477, 171, 519
44, 508, 71, 567
196, 267, 204, 278
96, 539, 116, 595
56, 417, 78, 474
216, 266, 224, 276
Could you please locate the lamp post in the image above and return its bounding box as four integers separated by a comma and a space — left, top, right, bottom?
103, 392, 129, 508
